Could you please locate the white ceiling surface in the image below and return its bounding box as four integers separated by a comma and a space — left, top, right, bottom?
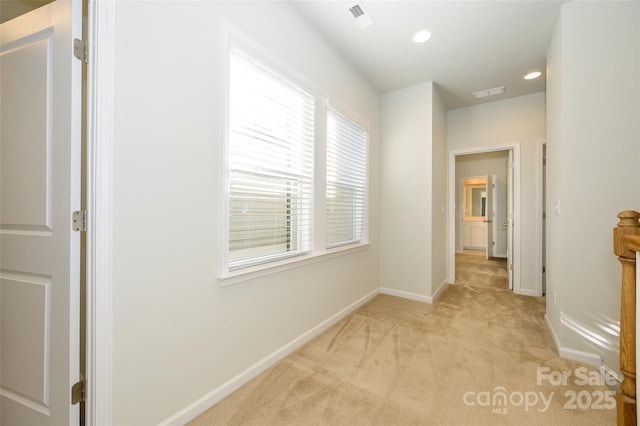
290, 0, 566, 110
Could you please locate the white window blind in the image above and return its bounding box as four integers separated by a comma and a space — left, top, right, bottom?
227, 47, 315, 270
326, 108, 367, 248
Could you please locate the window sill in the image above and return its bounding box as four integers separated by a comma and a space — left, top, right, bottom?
218, 242, 371, 287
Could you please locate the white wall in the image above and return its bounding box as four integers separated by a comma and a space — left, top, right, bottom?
431, 87, 448, 292
111, 2, 380, 424
448, 92, 546, 294
455, 152, 509, 255
380, 82, 433, 297
544, 0, 563, 333
545, 0, 640, 373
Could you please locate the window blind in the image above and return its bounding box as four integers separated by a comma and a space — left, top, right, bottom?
326, 108, 367, 248
228, 47, 315, 270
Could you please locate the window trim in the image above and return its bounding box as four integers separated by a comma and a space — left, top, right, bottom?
219, 241, 371, 286
219, 23, 369, 284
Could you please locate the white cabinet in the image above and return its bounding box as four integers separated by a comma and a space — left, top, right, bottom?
463, 221, 486, 249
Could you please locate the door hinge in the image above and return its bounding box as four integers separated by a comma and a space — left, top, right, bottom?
543, 266, 546, 273
71, 379, 85, 405
72, 210, 88, 232
73, 38, 88, 63
509, 263, 513, 271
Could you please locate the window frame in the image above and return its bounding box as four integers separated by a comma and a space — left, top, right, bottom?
325, 106, 369, 250
226, 46, 316, 271
219, 23, 370, 285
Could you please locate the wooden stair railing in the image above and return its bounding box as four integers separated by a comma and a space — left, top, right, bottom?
614, 210, 640, 426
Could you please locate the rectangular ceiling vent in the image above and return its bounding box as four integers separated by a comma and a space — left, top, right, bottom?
472, 86, 505, 99
347, 1, 375, 30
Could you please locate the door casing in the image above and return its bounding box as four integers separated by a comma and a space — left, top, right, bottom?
84, 0, 116, 424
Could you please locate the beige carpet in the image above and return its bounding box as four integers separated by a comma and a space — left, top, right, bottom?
190, 253, 615, 425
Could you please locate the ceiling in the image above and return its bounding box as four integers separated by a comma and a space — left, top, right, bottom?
1, 0, 564, 110
289, 0, 567, 110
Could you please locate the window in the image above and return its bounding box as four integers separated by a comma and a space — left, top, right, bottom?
222, 34, 369, 278
227, 47, 315, 271
326, 109, 368, 248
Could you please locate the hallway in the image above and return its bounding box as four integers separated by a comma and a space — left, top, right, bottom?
456, 250, 509, 290
190, 253, 615, 425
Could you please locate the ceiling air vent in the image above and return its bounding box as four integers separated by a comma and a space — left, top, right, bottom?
472, 86, 505, 99
346, 1, 375, 30
349, 4, 364, 18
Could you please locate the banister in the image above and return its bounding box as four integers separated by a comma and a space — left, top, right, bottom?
614, 210, 640, 426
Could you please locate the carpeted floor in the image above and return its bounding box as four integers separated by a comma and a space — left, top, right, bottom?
190, 252, 615, 425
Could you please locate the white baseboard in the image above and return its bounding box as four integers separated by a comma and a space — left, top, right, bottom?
600, 363, 623, 386
517, 288, 540, 297
545, 314, 562, 352
431, 280, 450, 302
159, 288, 379, 426
544, 314, 602, 369
558, 347, 602, 369
379, 282, 450, 304
379, 287, 431, 303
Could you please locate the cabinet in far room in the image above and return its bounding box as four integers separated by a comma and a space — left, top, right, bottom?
463, 221, 486, 249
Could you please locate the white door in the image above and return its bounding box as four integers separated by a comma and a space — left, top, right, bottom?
485, 175, 495, 259
506, 150, 514, 290
1, 1, 82, 425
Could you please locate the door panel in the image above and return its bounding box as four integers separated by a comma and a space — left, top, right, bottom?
1, 273, 50, 413
485, 174, 495, 259
1, 36, 52, 232
1, 1, 82, 425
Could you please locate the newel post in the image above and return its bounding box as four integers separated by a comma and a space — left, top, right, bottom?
614, 210, 640, 426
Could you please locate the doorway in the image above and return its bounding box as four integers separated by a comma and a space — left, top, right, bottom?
459, 175, 498, 258
448, 144, 521, 293
537, 139, 547, 296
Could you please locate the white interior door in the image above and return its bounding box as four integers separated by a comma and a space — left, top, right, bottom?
484, 175, 494, 259
1, 1, 82, 425
506, 150, 514, 290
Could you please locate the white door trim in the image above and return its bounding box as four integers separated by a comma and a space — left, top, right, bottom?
448, 143, 522, 294
85, 1, 115, 424
536, 139, 546, 297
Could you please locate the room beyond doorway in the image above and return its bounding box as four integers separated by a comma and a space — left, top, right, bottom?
448, 143, 521, 294
456, 151, 509, 258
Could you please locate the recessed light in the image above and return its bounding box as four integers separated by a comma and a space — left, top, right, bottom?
524, 71, 542, 80
413, 30, 432, 43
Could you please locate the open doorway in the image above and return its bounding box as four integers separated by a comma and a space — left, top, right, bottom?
448, 144, 521, 293
459, 175, 497, 256
537, 139, 547, 296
